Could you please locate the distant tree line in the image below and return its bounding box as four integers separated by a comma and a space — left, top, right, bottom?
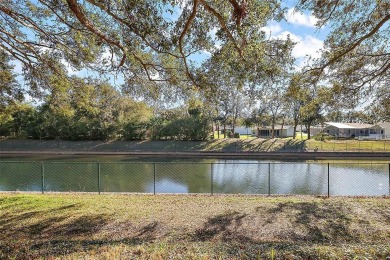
1, 47, 388, 141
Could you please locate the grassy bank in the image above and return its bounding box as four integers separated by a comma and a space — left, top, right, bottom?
0, 194, 389, 259
1, 138, 390, 153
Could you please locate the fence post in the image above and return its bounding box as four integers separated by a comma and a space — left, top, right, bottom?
41, 162, 45, 194
98, 162, 101, 194
327, 163, 330, 198
153, 163, 156, 195
268, 163, 271, 196
211, 163, 214, 195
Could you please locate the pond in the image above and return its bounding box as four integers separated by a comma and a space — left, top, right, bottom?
0, 155, 389, 196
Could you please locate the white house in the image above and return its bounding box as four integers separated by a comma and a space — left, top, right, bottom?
215, 126, 252, 136
379, 122, 390, 138
323, 122, 384, 139
252, 125, 295, 138
234, 126, 253, 135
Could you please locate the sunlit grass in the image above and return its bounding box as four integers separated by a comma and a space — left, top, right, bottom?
213, 131, 255, 139
1, 138, 390, 153
0, 194, 389, 259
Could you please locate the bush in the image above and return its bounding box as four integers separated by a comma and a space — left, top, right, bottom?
123, 122, 149, 140
234, 132, 240, 138
314, 132, 335, 141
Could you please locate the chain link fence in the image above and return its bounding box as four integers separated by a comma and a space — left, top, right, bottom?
1, 161, 389, 196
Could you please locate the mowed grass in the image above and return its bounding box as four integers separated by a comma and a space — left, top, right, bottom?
0, 194, 389, 259
213, 132, 255, 139
2, 138, 390, 153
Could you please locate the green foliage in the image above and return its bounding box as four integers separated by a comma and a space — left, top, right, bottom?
313, 133, 335, 141
2, 1, 389, 141
0, 50, 23, 111
0, 103, 36, 138
297, 1, 389, 108
153, 115, 211, 141
1, 78, 153, 141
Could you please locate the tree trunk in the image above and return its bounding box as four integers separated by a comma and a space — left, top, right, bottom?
217, 123, 220, 139
293, 118, 298, 139
307, 123, 311, 140
271, 119, 275, 139
223, 124, 226, 138
280, 117, 285, 138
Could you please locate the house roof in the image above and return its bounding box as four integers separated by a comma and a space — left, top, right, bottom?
325, 122, 377, 129
257, 125, 293, 130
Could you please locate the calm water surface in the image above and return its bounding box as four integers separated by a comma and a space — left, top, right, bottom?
0, 155, 389, 196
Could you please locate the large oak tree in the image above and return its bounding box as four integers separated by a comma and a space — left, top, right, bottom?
0, 0, 285, 98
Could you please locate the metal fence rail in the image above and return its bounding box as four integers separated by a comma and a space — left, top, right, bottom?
0, 162, 389, 196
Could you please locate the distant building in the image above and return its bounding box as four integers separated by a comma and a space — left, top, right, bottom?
323, 122, 383, 139
216, 126, 252, 136
234, 126, 252, 135
252, 125, 294, 138
379, 122, 390, 138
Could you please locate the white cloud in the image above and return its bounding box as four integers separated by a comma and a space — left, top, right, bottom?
261, 23, 283, 36
271, 30, 323, 70
286, 8, 318, 28
202, 50, 212, 56
274, 31, 323, 59
294, 35, 323, 59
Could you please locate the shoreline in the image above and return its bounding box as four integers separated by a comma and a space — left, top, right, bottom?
1, 150, 390, 160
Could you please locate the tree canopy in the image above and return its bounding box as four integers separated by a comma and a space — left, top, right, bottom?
1, 1, 389, 141
297, 1, 389, 94
0, 0, 287, 98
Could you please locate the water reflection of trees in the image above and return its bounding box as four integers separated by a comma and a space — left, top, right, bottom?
0, 162, 41, 191
0, 161, 388, 195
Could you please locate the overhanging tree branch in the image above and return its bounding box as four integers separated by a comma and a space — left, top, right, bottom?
199, 0, 243, 58
65, 0, 127, 67
321, 14, 390, 70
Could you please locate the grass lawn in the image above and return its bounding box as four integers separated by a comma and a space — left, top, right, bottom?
0, 194, 389, 259
213, 132, 255, 139
1, 138, 390, 153
294, 131, 308, 140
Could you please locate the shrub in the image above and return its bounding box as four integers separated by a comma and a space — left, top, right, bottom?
314, 132, 335, 141
234, 132, 240, 138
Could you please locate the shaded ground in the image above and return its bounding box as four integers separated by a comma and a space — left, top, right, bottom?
0, 194, 389, 259
1, 139, 390, 154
